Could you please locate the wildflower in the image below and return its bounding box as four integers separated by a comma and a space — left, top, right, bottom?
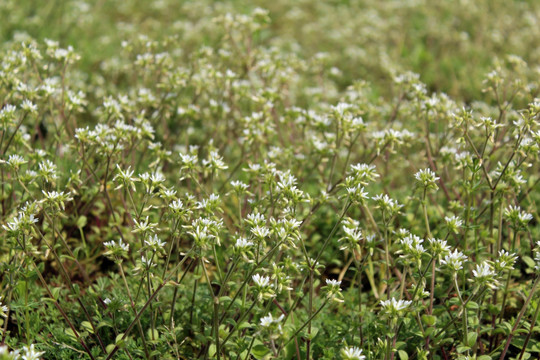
338, 225, 362, 252
380, 298, 412, 317
440, 250, 467, 272
414, 168, 439, 191
494, 251, 517, 272
445, 215, 463, 234
399, 234, 426, 263
179, 152, 198, 171
234, 237, 253, 249
372, 194, 403, 217
0, 154, 27, 171
251, 225, 270, 241
104, 239, 129, 260
260, 313, 284, 328
41, 190, 73, 211
2, 211, 38, 236
472, 261, 499, 289
202, 150, 228, 172
145, 234, 166, 251
428, 238, 451, 257
322, 278, 344, 303
349, 163, 379, 185
132, 216, 158, 234
114, 165, 138, 191
259, 313, 284, 339
230, 180, 249, 193
252, 274, 274, 300
252, 274, 271, 288
246, 213, 266, 227
504, 205, 533, 229
169, 200, 184, 212
346, 184, 369, 204
341, 347, 366, 360
0, 296, 8, 318
188, 224, 216, 250
197, 193, 221, 213
37, 159, 57, 182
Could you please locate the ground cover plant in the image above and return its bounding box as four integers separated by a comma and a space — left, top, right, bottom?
1, 0, 540, 359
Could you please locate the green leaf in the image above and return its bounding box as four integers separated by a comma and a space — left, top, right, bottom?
77, 215, 88, 229
81, 321, 94, 334
398, 350, 409, 360
65, 328, 77, 342
467, 332, 477, 347
422, 314, 436, 326
147, 328, 159, 340
252, 344, 270, 359
115, 333, 126, 348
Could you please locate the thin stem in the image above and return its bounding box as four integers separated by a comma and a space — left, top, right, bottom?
499, 276, 539, 360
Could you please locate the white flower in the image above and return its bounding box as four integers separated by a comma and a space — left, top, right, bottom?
235, 237, 253, 249
445, 215, 463, 233
472, 262, 494, 278
259, 313, 284, 328
472, 261, 499, 289
104, 239, 129, 252
20, 344, 44, 360
440, 250, 467, 272
414, 168, 439, 189
339, 226, 363, 251
132, 216, 158, 233
428, 238, 451, 256
504, 205, 533, 228
323, 278, 344, 303
252, 274, 271, 288
251, 225, 270, 240
0, 154, 27, 170
169, 200, 184, 212
231, 180, 249, 193
0, 296, 8, 318
325, 279, 341, 287
341, 346, 366, 360
380, 298, 412, 316
494, 250, 517, 272
145, 234, 165, 250
346, 185, 369, 204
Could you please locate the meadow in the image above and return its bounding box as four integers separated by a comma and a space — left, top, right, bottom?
0, 0, 539, 359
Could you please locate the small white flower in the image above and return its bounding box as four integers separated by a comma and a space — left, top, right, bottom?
440, 250, 467, 272
341, 346, 366, 360
414, 168, 439, 189
380, 298, 412, 316
504, 205, 533, 228
259, 313, 284, 328
472, 261, 499, 289
235, 237, 253, 249
0, 296, 8, 318
145, 234, 165, 250
19, 344, 44, 360
252, 274, 271, 288
445, 215, 463, 233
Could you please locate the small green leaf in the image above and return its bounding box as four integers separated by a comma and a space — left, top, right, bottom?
398, 350, 409, 360
252, 344, 270, 359
422, 314, 436, 326
77, 215, 88, 229
81, 321, 94, 334
467, 332, 478, 347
